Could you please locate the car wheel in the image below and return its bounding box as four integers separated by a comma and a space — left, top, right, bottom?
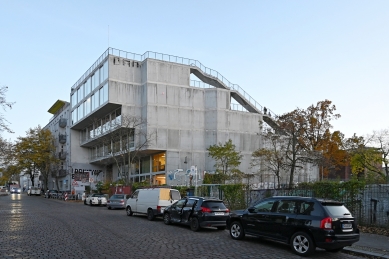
163, 213, 171, 225
147, 209, 155, 221
89, 201, 92, 206
126, 206, 133, 216
84, 200, 87, 205
230, 221, 245, 240
217, 226, 226, 230
190, 218, 200, 232
107, 206, 111, 210
326, 247, 344, 253
290, 232, 315, 256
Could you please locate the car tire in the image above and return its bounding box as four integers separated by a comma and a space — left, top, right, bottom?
126, 206, 133, 216
147, 209, 155, 221
107, 206, 111, 210
326, 247, 344, 253
230, 221, 245, 240
217, 226, 226, 230
190, 218, 200, 232
290, 231, 315, 256
89, 201, 92, 206
84, 200, 87, 205
163, 213, 171, 225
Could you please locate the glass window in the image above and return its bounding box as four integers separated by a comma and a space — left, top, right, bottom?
78, 84, 84, 102
71, 93, 77, 108
94, 91, 99, 108
175, 199, 186, 208
88, 126, 94, 139
71, 110, 77, 125
103, 60, 108, 81
253, 200, 276, 212
99, 83, 108, 105
93, 69, 100, 89
152, 153, 166, 172
102, 115, 110, 133
84, 79, 91, 96
84, 98, 91, 116
276, 200, 297, 214
141, 156, 150, 174
77, 105, 83, 121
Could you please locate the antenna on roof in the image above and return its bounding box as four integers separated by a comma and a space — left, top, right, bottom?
108, 25, 109, 48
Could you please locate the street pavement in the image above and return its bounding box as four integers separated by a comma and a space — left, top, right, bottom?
0, 193, 385, 259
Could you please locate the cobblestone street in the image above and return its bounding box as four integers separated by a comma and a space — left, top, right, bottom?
0, 194, 365, 259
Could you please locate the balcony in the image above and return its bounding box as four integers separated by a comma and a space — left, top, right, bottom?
59, 134, 67, 144
59, 151, 67, 160
58, 169, 68, 177
59, 118, 67, 128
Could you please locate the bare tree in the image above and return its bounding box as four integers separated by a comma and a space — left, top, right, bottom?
0, 86, 15, 134
92, 114, 155, 186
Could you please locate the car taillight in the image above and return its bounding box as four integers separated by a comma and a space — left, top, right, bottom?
201, 207, 211, 213
225, 208, 230, 213
120, 200, 124, 203
320, 217, 332, 229
157, 206, 161, 213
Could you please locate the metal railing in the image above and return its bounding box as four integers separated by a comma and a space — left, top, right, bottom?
71, 48, 278, 118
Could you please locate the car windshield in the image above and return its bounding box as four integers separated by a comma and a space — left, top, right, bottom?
111, 195, 124, 199
93, 194, 105, 197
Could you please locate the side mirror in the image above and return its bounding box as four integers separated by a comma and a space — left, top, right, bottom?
248, 207, 256, 213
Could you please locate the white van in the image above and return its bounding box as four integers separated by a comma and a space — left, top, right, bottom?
126, 188, 181, 220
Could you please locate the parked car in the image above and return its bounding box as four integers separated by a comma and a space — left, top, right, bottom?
85, 193, 107, 206
44, 190, 59, 198
27, 186, 41, 196
126, 188, 181, 220
0, 188, 9, 196
107, 194, 126, 210
227, 196, 360, 256
163, 196, 230, 231
10, 187, 22, 194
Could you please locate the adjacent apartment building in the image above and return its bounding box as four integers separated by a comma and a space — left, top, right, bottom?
45, 48, 292, 193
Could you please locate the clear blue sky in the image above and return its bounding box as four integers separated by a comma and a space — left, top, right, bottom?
1, 1, 388, 142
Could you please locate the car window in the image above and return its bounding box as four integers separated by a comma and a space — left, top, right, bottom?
115, 195, 124, 199
253, 200, 276, 212
276, 200, 297, 214
175, 199, 186, 208
201, 201, 227, 210
298, 201, 323, 216
185, 199, 197, 207
131, 190, 139, 199
170, 190, 181, 200
322, 203, 351, 217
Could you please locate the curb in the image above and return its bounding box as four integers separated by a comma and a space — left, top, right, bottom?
343, 247, 389, 259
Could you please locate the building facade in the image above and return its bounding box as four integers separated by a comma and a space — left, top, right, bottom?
46, 48, 282, 193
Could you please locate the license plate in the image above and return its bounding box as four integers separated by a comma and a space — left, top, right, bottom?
342, 223, 352, 229
214, 212, 224, 215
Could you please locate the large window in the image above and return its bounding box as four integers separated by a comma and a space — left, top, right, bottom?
99, 83, 108, 105
71, 110, 77, 125
85, 78, 91, 96
92, 92, 99, 111
78, 84, 84, 102
71, 93, 77, 108
141, 157, 151, 174
102, 60, 108, 83
77, 105, 83, 121
84, 97, 91, 116
152, 153, 166, 172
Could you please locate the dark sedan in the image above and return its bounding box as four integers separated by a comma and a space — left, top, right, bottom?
163, 196, 230, 231
107, 194, 126, 210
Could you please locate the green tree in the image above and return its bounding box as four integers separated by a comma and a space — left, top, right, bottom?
207, 139, 243, 184
14, 126, 59, 190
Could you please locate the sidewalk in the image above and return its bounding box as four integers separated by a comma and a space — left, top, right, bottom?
343, 232, 389, 258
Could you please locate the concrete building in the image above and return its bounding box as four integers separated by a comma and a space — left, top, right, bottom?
46, 48, 282, 193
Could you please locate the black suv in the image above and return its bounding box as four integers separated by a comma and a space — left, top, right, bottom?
163, 196, 230, 231
227, 196, 360, 256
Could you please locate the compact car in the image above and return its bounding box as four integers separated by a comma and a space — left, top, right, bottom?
163, 196, 230, 231
227, 196, 360, 256
85, 193, 107, 206
107, 194, 126, 210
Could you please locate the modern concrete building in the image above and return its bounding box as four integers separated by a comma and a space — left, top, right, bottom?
46, 48, 284, 193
